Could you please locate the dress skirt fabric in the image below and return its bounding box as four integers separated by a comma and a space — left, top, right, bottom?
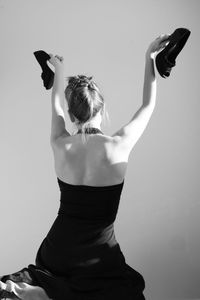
0, 178, 145, 299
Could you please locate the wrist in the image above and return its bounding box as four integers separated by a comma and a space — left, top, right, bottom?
55, 64, 64, 73
144, 53, 156, 80
145, 50, 155, 60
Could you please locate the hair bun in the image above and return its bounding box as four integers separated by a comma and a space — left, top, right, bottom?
67, 75, 95, 91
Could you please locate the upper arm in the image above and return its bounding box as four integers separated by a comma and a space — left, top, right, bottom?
50, 114, 71, 144
111, 104, 155, 154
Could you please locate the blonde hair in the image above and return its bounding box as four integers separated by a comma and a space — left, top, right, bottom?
64, 75, 110, 144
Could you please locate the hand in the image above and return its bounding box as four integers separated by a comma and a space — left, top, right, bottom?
146, 34, 170, 59
48, 53, 64, 69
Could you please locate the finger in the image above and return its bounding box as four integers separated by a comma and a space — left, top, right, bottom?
161, 39, 169, 44
161, 34, 170, 41
159, 41, 169, 49
164, 41, 170, 45
160, 33, 170, 37
57, 56, 64, 62
56, 56, 63, 61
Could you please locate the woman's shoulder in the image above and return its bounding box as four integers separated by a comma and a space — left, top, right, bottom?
51, 133, 130, 165
51, 133, 118, 149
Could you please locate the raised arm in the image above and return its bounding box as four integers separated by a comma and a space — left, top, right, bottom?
143, 34, 170, 107
49, 54, 70, 143
112, 34, 170, 156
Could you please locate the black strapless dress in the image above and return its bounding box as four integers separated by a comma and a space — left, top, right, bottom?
0, 177, 145, 300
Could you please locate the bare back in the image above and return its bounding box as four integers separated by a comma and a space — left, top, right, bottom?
51, 133, 129, 186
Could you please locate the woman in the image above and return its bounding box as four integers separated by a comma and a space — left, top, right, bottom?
0, 34, 169, 300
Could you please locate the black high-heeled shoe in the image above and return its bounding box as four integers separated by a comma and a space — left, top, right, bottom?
155, 27, 191, 78
33, 50, 54, 89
